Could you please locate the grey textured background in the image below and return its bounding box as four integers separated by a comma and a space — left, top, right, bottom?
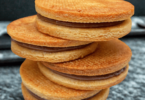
0, 37, 145, 100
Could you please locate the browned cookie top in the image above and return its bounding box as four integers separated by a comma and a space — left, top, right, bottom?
42, 39, 132, 76
35, 0, 134, 22
20, 59, 100, 100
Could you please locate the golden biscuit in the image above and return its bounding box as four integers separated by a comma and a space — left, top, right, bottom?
42, 39, 132, 76
38, 61, 129, 90
7, 15, 91, 47
35, 0, 134, 22
20, 60, 101, 100
36, 16, 132, 41
22, 83, 110, 100
11, 41, 98, 63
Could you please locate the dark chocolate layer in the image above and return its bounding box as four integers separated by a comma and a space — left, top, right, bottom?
83, 91, 100, 100
49, 67, 126, 81
27, 88, 46, 100
37, 14, 124, 28
12, 39, 91, 53
27, 87, 100, 100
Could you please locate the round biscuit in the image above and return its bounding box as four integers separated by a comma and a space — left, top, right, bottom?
35, 0, 134, 22
42, 39, 132, 75
36, 17, 132, 41
20, 60, 100, 100
21, 83, 109, 100
7, 15, 91, 47
11, 41, 98, 63
38, 62, 129, 90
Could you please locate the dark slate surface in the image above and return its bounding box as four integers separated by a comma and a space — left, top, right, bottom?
0, 0, 36, 21
0, 66, 23, 100
0, 37, 145, 100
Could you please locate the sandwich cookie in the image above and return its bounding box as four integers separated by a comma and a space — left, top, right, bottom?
38, 39, 132, 90
7, 15, 98, 63
35, 0, 134, 41
20, 59, 109, 100
22, 83, 109, 100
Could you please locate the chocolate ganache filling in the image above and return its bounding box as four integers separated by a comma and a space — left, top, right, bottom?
12, 39, 91, 53
37, 14, 124, 28
48, 67, 126, 81
26, 87, 100, 100
27, 88, 46, 100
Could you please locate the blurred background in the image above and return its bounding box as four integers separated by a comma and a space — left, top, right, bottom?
0, 0, 145, 100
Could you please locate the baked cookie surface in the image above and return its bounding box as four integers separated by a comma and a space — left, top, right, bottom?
11, 41, 98, 63
39, 62, 129, 90
22, 83, 109, 100
36, 16, 132, 41
35, 0, 134, 22
42, 39, 132, 76
7, 15, 91, 47
35, 0, 134, 41
20, 59, 101, 100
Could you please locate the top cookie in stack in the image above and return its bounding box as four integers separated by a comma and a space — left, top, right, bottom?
35, 0, 134, 41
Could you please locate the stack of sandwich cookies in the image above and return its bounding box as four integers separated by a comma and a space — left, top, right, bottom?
7, 0, 134, 100
7, 16, 105, 99
7, 15, 108, 100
